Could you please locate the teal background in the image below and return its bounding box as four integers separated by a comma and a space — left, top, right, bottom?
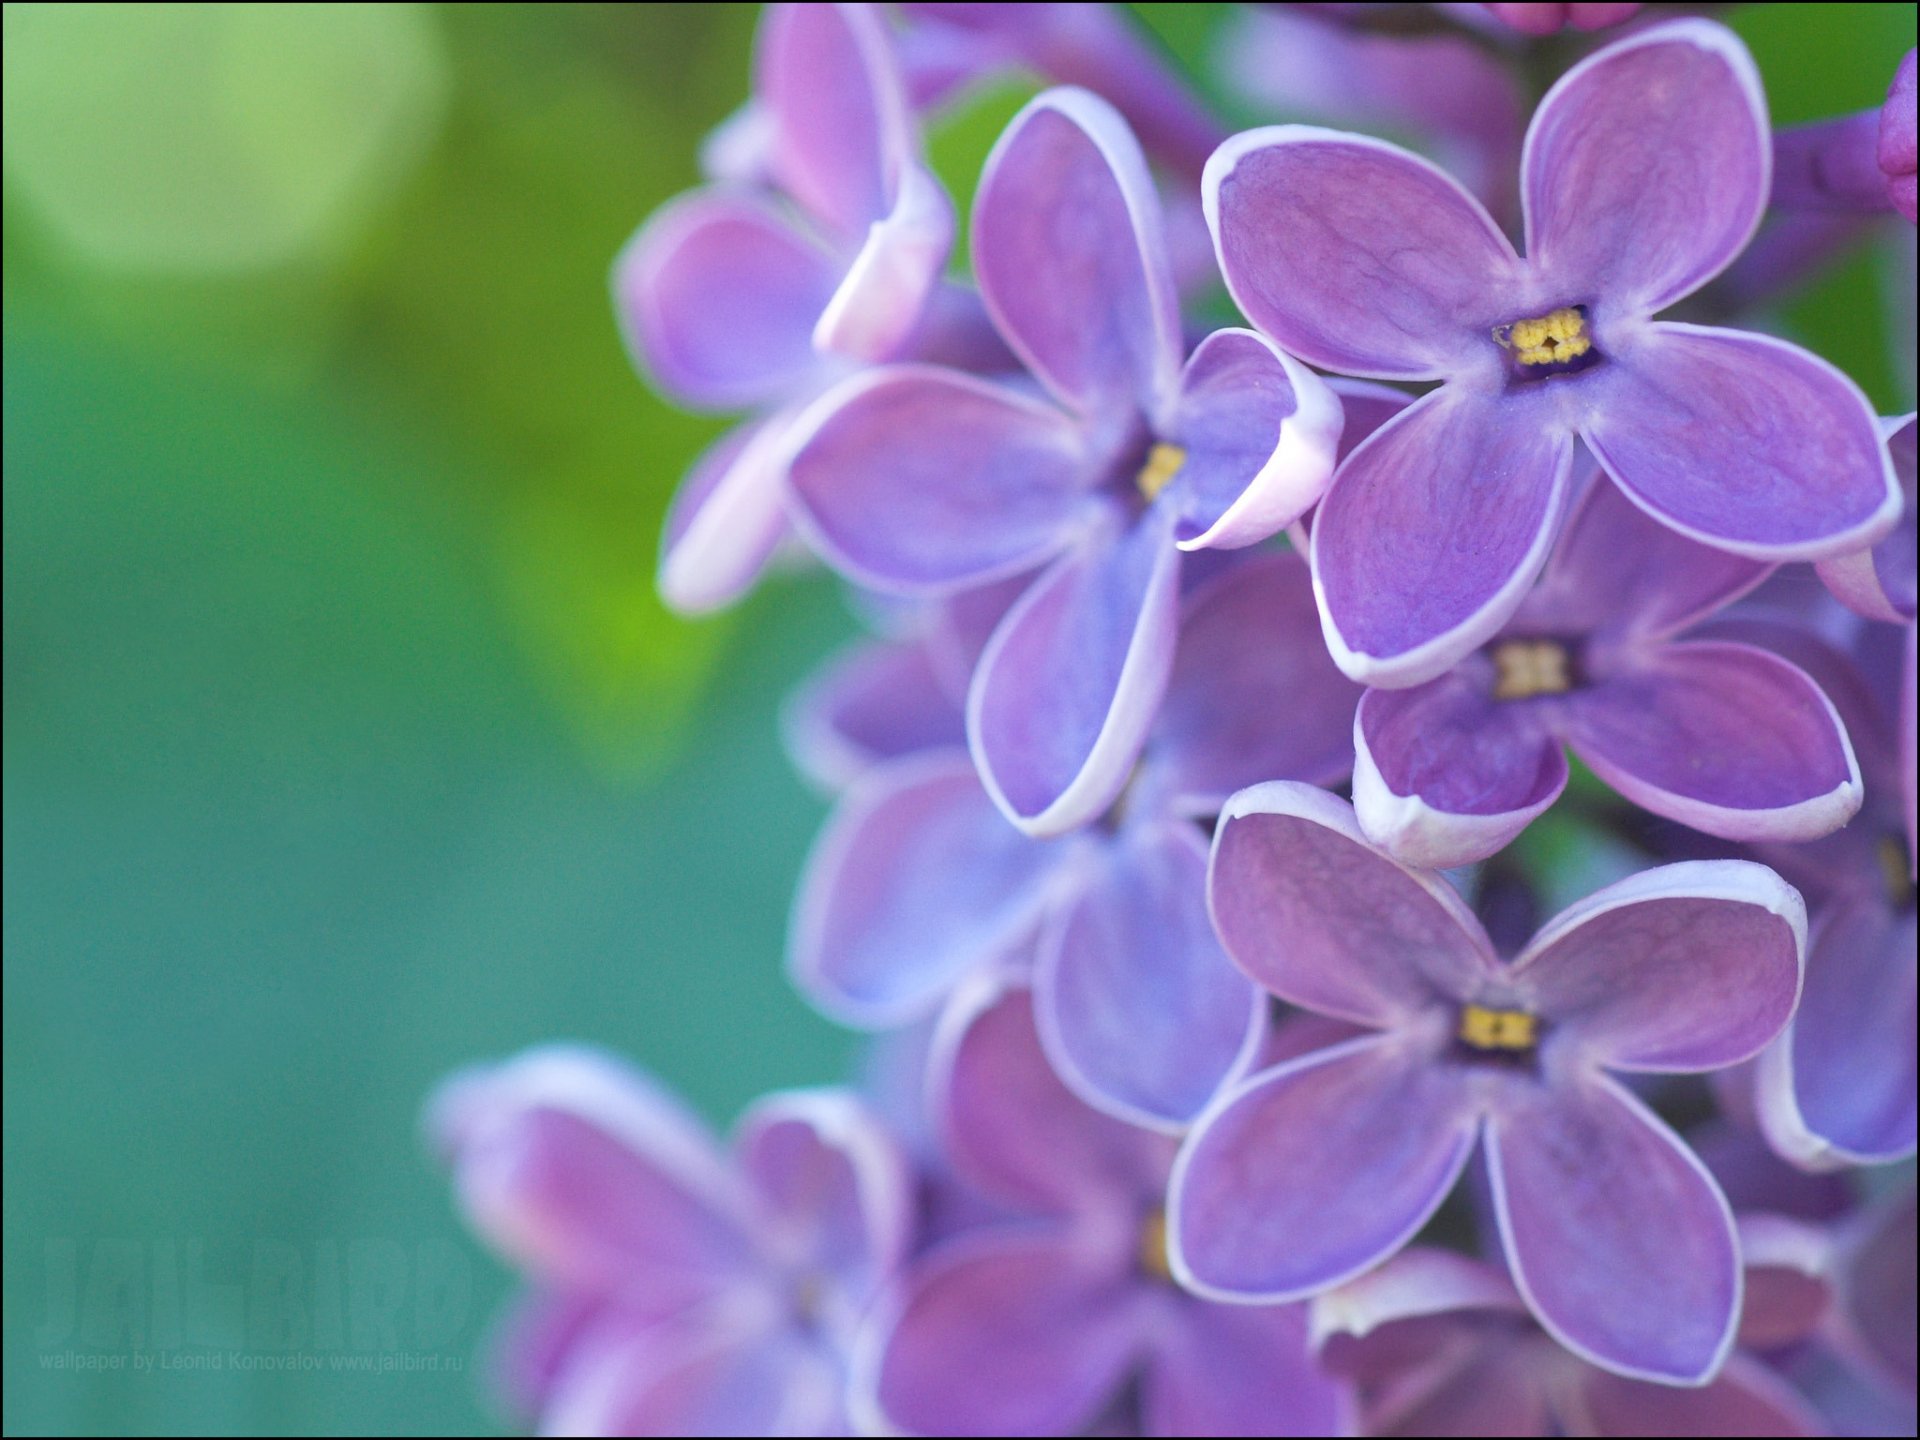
3, 4, 1912, 1433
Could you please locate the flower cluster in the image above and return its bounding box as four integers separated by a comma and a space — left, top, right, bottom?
434, 5, 1917, 1435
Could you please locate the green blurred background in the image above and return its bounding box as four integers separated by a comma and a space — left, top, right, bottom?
3, 4, 1911, 1433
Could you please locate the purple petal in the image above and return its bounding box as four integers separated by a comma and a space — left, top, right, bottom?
1149, 550, 1362, 810
1485, 1074, 1738, 1384
1523, 21, 1768, 315
1511, 860, 1804, 1072
1203, 127, 1520, 381
489, 1290, 604, 1422
1835, 1188, 1918, 1400
1036, 820, 1264, 1132
1311, 386, 1575, 687
788, 751, 1060, 1026
1582, 322, 1900, 560
614, 190, 835, 411
1143, 1300, 1353, 1438
1817, 413, 1917, 623
781, 638, 964, 792
1516, 471, 1772, 641
932, 972, 1169, 1218
1688, 1121, 1853, 1224
1208, 783, 1498, 1028
657, 412, 796, 615
432, 1047, 752, 1308
1758, 896, 1917, 1166
1353, 672, 1568, 868
861, 1229, 1141, 1437
814, 161, 955, 363
1566, 641, 1862, 843
974, 87, 1181, 419
786, 366, 1088, 594
1561, 1354, 1825, 1438
1735, 1213, 1833, 1351
1166, 328, 1343, 551
1170, 1033, 1480, 1302
1312, 1248, 1525, 1361
735, 1089, 914, 1315
968, 505, 1182, 836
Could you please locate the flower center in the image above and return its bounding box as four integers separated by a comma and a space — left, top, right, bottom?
1490, 638, 1573, 700
1458, 1004, 1537, 1052
1137, 1209, 1173, 1281
1880, 835, 1915, 911
1492, 305, 1601, 382
1135, 442, 1186, 503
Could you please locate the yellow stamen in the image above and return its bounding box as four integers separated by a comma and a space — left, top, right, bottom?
1138, 1210, 1172, 1281
1491, 639, 1571, 701
1459, 1004, 1537, 1051
1136, 442, 1186, 502
1879, 836, 1914, 910
1495, 307, 1591, 367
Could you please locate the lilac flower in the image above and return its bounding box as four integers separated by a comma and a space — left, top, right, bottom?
1818, 413, 1917, 627
791, 551, 1360, 1129
1310, 1241, 1826, 1436
1353, 469, 1863, 869
1204, 20, 1900, 687
1480, 3, 1643, 36
615, 3, 974, 614
1171, 784, 1805, 1383
787, 87, 1342, 834
429, 1047, 912, 1435
1773, 49, 1918, 223
855, 974, 1351, 1436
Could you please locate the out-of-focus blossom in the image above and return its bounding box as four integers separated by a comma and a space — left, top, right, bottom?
430, 1047, 912, 1435
1205, 21, 1899, 687
1480, 3, 1643, 35
1353, 470, 1862, 868
856, 975, 1351, 1436
1311, 1241, 1825, 1436
789, 88, 1340, 835
1173, 784, 1804, 1383
791, 551, 1359, 1129
1772, 49, 1918, 223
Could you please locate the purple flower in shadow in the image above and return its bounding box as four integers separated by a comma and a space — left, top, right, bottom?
1353, 467, 1862, 868
789, 551, 1359, 1130
428, 1047, 911, 1435
1171, 784, 1805, 1384
855, 973, 1352, 1436
787, 86, 1342, 835
1205, 19, 1900, 687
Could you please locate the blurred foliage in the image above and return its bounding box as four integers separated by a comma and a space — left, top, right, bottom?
3, 3, 1914, 1435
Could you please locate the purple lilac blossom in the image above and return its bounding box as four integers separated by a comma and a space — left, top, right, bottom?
855, 973, 1351, 1436
429, 1047, 912, 1436
789, 550, 1359, 1129
1818, 413, 1917, 627
1310, 1243, 1825, 1436
1172, 784, 1805, 1383
787, 87, 1342, 835
1204, 20, 1901, 687
1352, 468, 1863, 868
1772, 49, 1919, 222
615, 2, 985, 614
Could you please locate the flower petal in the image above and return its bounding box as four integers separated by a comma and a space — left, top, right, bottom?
1523, 20, 1768, 315
1735, 1213, 1833, 1352
1485, 1074, 1739, 1384
1353, 672, 1568, 868
974, 87, 1182, 419
1582, 322, 1899, 560
1566, 640, 1861, 842
1835, 1187, 1918, 1400
431, 1047, 752, 1308
932, 972, 1169, 1218
969, 504, 1183, 836
657, 412, 797, 615
861, 1229, 1142, 1437
813, 161, 955, 363
786, 365, 1088, 594
1203, 127, 1520, 381
1208, 783, 1498, 1028
1311, 385, 1574, 688
1758, 896, 1917, 1166
1511, 860, 1805, 1073
1036, 820, 1263, 1133
788, 751, 1060, 1027
1816, 412, 1917, 623
781, 638, 964, 793
1149, 550, 1362, 810
1557, 1354, 1825, 1438
1166, 328, 1343, 552
1170, 1033, 1480, 1303
614, 190, 835, 411
1144, 1300, 1354, 1438
735, 1089, 914, 1318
